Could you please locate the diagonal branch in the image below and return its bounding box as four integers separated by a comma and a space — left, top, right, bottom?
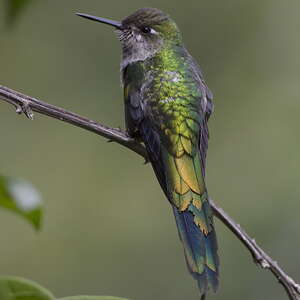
212, 201, 300, 300
0, 85, 147, 159
0, 85, 299, 300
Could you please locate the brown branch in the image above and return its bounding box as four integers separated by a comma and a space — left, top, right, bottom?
0, 85, 147, 159
213, 201, 300, 300
1, 85, 299, 300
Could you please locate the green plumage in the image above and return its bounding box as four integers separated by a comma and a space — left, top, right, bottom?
121, 9, 219, 295
77, 7, 220, 297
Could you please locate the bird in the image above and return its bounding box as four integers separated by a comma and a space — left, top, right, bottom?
76, 7, 219, 298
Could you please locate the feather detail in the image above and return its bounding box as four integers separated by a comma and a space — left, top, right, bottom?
173, 202, 219, 294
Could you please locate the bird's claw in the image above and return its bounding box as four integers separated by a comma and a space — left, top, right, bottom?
16, 101, 34, 120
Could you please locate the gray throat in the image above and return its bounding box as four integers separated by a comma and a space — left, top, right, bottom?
120, 39, 162, 71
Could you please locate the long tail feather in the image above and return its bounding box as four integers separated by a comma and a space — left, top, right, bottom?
173, 202, 219, 295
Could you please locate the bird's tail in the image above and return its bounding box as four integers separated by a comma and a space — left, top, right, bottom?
172, 196, 219, 295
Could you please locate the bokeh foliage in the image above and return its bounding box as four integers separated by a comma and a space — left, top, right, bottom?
0, 277, 129, 300
0, 277, 54, 300
5, 0, 34, 25
0, 176, 42, 229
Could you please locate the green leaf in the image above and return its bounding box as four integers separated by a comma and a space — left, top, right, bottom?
0, 277, 54, 300
6, 0, 34, 25
58, 297, 130, 300
0, 176, 43, 230
0, 277, 131, 300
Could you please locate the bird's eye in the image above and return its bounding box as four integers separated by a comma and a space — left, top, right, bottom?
141, 26, 152, 34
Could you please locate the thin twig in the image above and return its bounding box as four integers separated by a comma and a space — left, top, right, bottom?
212, 201, 300, 300
0, 85, 299, 300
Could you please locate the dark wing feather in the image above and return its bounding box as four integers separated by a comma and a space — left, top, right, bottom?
199, 98, 213, 177
125, 83, 169, 197
185, 51, 214, 177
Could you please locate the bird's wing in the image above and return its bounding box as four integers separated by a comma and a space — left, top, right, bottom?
199, 96, 213, 178
124, 75, 168, 195
185, 52, 214, 177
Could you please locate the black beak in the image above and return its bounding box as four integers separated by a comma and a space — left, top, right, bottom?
76, 13, 122, 29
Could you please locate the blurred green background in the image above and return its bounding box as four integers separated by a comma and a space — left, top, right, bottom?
0, 1, 299, 299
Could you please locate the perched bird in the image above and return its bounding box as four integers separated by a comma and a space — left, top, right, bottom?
77, 8, 219, 298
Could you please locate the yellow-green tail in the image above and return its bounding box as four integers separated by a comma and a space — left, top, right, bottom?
172, 196, 219, 294
141, 121, 220, 295
162, 150, 219, 295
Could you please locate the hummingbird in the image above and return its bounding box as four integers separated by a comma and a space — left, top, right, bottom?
77, 8, 219, 297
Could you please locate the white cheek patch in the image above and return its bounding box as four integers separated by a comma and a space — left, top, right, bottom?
150, 28, 158, 35
136, 34, 142, 42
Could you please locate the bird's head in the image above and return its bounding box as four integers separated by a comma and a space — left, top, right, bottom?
77, 8, 183, 67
